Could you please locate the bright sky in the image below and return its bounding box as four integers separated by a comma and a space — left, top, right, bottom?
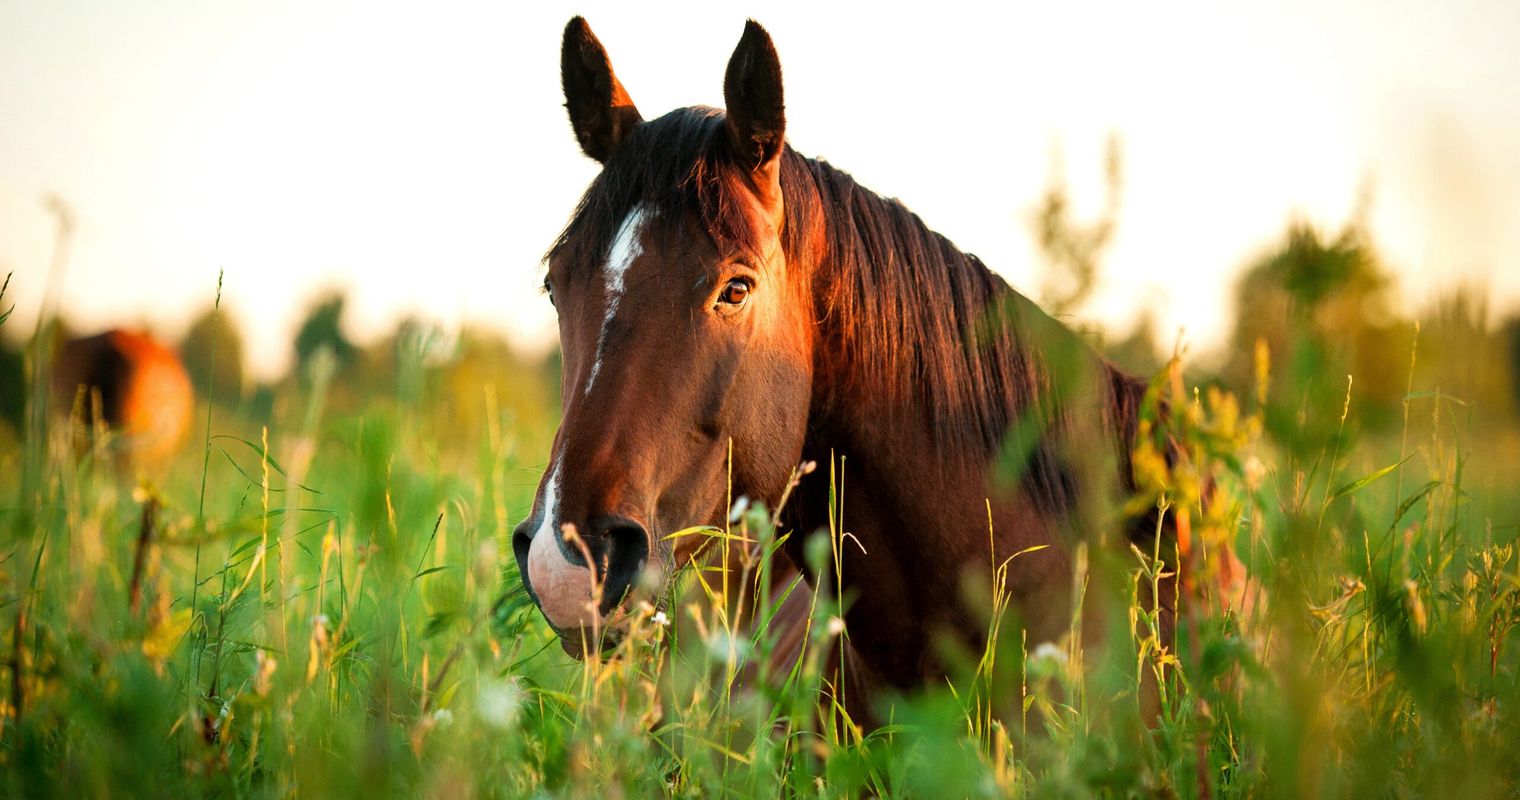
3, 1, 1518, 379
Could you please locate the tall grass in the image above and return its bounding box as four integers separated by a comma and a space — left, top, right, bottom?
1, 291, 1517, 797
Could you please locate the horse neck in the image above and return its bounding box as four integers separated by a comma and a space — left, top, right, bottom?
795, 168, 1047, 482
789, 176, 1148, 614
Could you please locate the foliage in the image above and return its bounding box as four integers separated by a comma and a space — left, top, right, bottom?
180, 305, 246, 409
1, 243, 1520, 797
1223, 220, 1410, 441
1032, 136, 1123, 321
292, 293, 358, 378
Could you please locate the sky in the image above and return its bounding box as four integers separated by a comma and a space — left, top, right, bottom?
2, 0, 1518, 379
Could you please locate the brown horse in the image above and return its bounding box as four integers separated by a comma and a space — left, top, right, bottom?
513, 18, 1185, 712
52, 329, 194, 463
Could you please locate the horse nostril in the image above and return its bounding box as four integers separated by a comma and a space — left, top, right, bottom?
588, 516, 650, 615
511, 519, 539, 604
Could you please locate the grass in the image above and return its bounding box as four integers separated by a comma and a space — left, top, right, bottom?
1, 293, 1519, 797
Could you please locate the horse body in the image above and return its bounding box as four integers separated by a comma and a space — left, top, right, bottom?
52, 329, 194, 462
514, 18, 1177, 713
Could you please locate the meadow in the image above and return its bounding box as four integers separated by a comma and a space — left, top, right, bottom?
2, 226, 1520, 799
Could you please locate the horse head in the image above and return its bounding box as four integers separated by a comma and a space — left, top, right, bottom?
513, 19, 817, 655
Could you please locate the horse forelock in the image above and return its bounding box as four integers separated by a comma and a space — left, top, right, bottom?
547, 107, 790, 274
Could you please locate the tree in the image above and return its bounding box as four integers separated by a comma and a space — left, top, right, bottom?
1223, 220, 1410, 451
1028, 136, 1163, 374
1504, 315, 1520, 415
1419, 287, 1520, 425
1031, 136, 1123, 320
180, 306, 245, 406
292, 292, 357, 380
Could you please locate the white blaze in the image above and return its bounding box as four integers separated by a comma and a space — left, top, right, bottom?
584, 203, 652, 394
527, 205, 653, 630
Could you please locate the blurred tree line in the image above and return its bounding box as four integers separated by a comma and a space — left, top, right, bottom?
0, 289, 560, 459
1033, 142, 1520, 445
2, 150, 1520, 452
202, 291, 561, 452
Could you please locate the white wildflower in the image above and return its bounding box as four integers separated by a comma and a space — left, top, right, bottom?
704, 630, 751, 662
728, 495, 752, 523
1031, 642, 1067, 664
1244, 455, 1267, 489
477, 678, 523, 731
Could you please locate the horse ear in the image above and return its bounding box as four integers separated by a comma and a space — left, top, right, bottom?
561, 17, 642, 163
723, 20, 785, 215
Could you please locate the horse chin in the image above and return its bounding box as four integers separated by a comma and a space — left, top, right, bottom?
557, 627, 625, 659
549, 572, 683, 659
530, 556, 678, 660
554, 614, 630, 660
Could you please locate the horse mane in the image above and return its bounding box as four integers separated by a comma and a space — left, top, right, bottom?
548, 106, 1145, 513
799, 156, 1150, 516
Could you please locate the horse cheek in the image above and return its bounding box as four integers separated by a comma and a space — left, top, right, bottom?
733, 347, 812, 502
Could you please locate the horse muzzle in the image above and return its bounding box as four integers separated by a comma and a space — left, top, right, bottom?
512, 513, 652, 656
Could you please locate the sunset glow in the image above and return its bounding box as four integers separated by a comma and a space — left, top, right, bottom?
2, 1, 1517, 378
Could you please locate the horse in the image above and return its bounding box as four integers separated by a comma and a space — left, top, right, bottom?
513, 18, 1201, 719
51, 329, 194, 463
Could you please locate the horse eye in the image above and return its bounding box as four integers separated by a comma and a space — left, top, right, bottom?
718, 278, 751, 306
543, 278, 556, 307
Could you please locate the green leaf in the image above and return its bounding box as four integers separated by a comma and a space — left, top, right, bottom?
1392, 480, 1441, 527
662, 525, 723, 541
0, 271, 12, 327
422, 612, 459, 639
1329, 454, 1415, 503
229, 535, 263, 559
212, 435, 326, 494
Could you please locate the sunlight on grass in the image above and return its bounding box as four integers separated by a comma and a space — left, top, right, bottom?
1, 283, 1519, 797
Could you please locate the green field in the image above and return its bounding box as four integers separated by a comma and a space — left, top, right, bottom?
3, 255, 1520, 799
